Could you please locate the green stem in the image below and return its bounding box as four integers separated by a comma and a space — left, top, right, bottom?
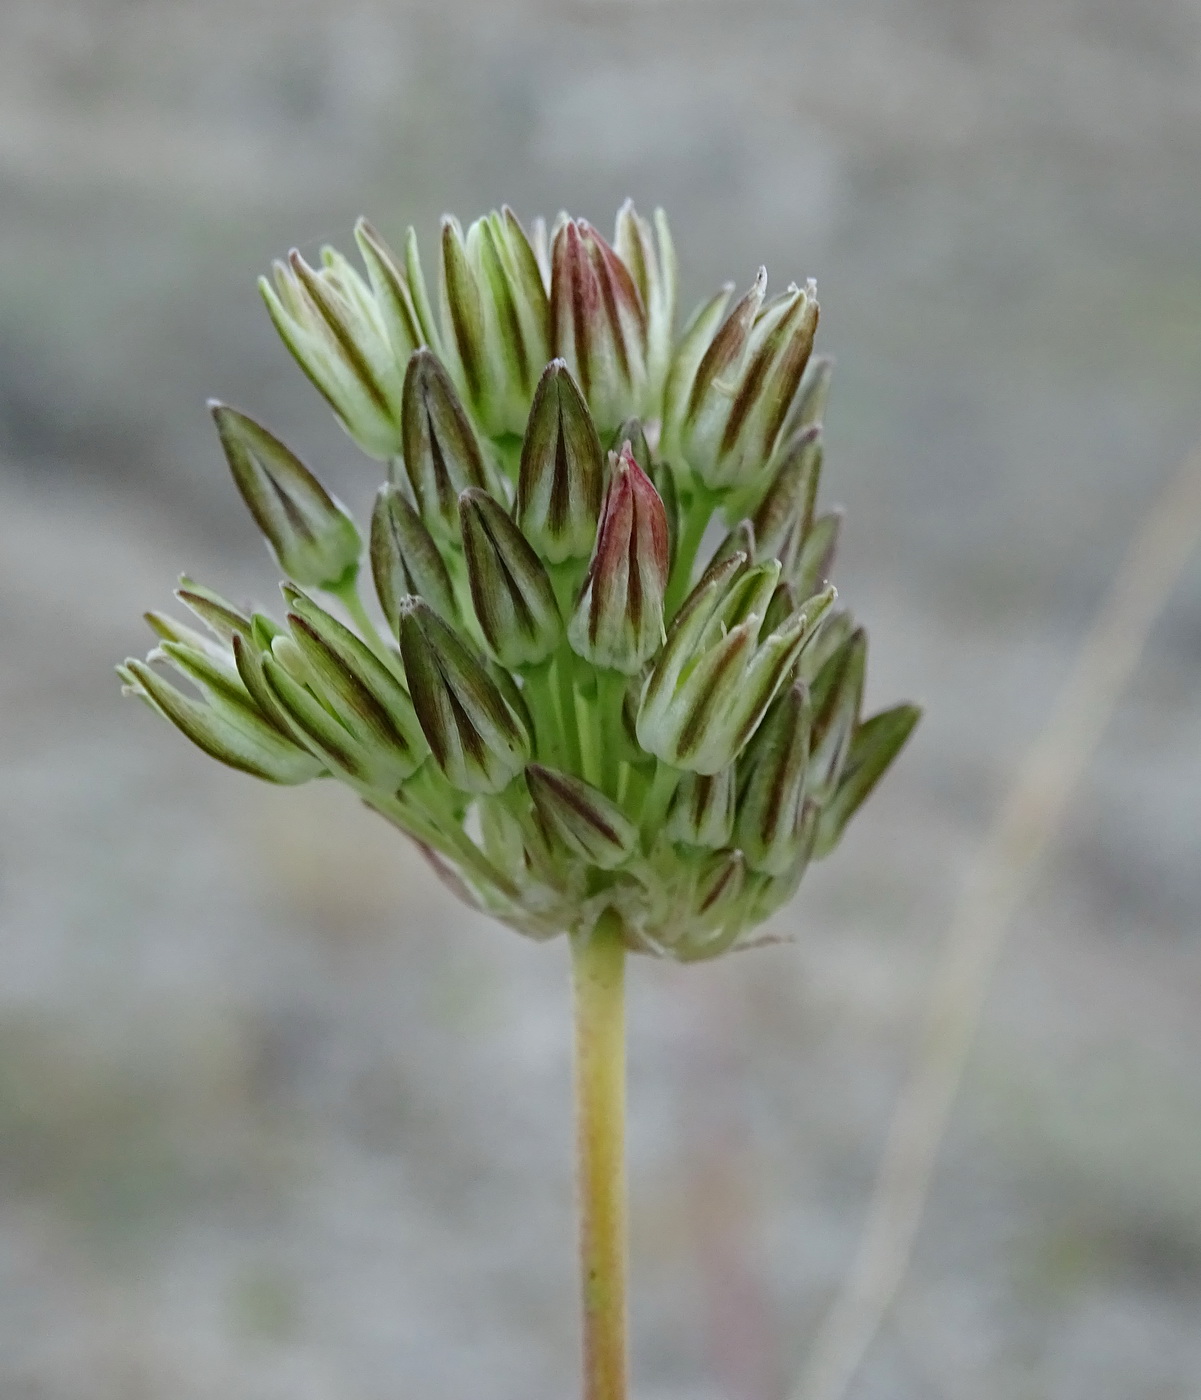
571, 911, 628, 1400
639, 760, 680, 849
664, 486, 716, 620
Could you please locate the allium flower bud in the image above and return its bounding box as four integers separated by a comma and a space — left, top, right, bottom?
807, 627, 867, 800
400, 348, 494, 542
613, 201, 676, 408
638, 556, 834, 773
370, 482, 459, 630
516, 360, 605, 564
814, 702, 922, 857
734, 680, 813, 876
527, 764, 638, 870
440, 210, 551, 437
568, 445, 669, 674
260, 247, 410, 459
354, 218, 439, 365
459, 488, 563, 670
751, 425, 822, 576
211, 404, 361, 590
551, 218, 649, 434
398, 596, 531, 794
668, 271, 819, 493
665, 767, 736, 849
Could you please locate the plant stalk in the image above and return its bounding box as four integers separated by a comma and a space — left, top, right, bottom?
571, 909, 629, 1400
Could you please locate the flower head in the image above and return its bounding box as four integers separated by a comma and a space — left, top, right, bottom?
121, 204, 918, 959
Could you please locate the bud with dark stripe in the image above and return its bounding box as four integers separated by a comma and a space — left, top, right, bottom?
516, 360, 605, 564
211, 405, 361, 590
735, 680, 812, 876
459, 488, 562, 670
815, 703, 922, 856
527, 764, 638, 869
370, 482, 459, 630
398, 596, 531, 793
568, 445, 669, 674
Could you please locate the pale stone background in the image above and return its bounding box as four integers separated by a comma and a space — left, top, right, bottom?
1, 1, 1200, 1397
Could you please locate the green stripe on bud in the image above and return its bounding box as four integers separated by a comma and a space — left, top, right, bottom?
526, 764, 638, 870
459, 488, 562, 670
516, 360, 605, 564
735, 680, 812, 875
568, 445, 669, 674
259, 247, 407, 458
210, 404, 361, 590
398, 596, 531, 794
119, 657, 323, 784
400, 348, 492, 543
807, 627, 866, 800
751, 425, 822, 575
370, 482, 459, 630
814, 703, 921, 857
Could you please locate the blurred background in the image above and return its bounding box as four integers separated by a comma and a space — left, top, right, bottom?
2, 1, 1200, 1396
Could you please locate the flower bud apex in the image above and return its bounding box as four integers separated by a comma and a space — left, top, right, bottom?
370, 482, 458, 631
398, 596, 531, 793
613, 201, 676, 406
400, 348, 493, 542
751, 425, 822, 575
516, 360, 605, 563
815, 702, 921, 857
735, 680, 813, 875
119, 657, 322, 785
440, 210, 551, 436
526, 764, 638, 870
259, 248, 407, 458
210, 404, 362, 590
568, 446, 669, 674
551, 218, 649, 433
459, 488, 563, 669
671, 272, 819, 492
666, 767, 735, 849
174, 577, 252, 645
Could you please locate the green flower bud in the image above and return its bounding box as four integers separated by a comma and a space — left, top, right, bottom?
568, 446, 669, 674
782, 353, 833, 440
665, 767, 736, 849
400, 348, 493, 542
751, 425, 822, 575
118, 656, 322, 785
283, 590, 428, 783
807, 627, 866, 800
638, 562, 834, 773
674, 848, 749, 961
516, 360, 605, 564
814, 702, 921, 857
173, 577, 252, 645
354, 218, 439, 365
613, 201, 676, 408
459, 488, 562, 670
661, 283, 734, 460
398, 596, 531, 794
735, 680, 812, 876
670, 271, 819, 492
791, 508, 843, 599
210, 404, 362, 590
440, 209, 551, 436
370, 482, 459, 631
259, 248, 408, 458
526, 764, 638, 870
551, 218, 649, 434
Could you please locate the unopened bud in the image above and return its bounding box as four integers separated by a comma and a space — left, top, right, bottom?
666, 767, 735, 849
526, 764, 638, 869
751, 425, 822, 575
398, 596, 531, 793
370, 482, 458, 630
460, 488, 562, 669
815, 702, 921, 856
516, 360, 604, 564
735, 680, 812, 875
210, 404, 362, 590
400, 348, 493, 542
613, 201, 676, 405
568, 446, 669, 673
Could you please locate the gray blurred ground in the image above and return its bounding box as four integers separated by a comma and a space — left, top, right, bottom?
2, 1, 1200, 1396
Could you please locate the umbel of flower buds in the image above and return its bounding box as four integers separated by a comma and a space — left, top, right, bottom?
121, 202, 919, 960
